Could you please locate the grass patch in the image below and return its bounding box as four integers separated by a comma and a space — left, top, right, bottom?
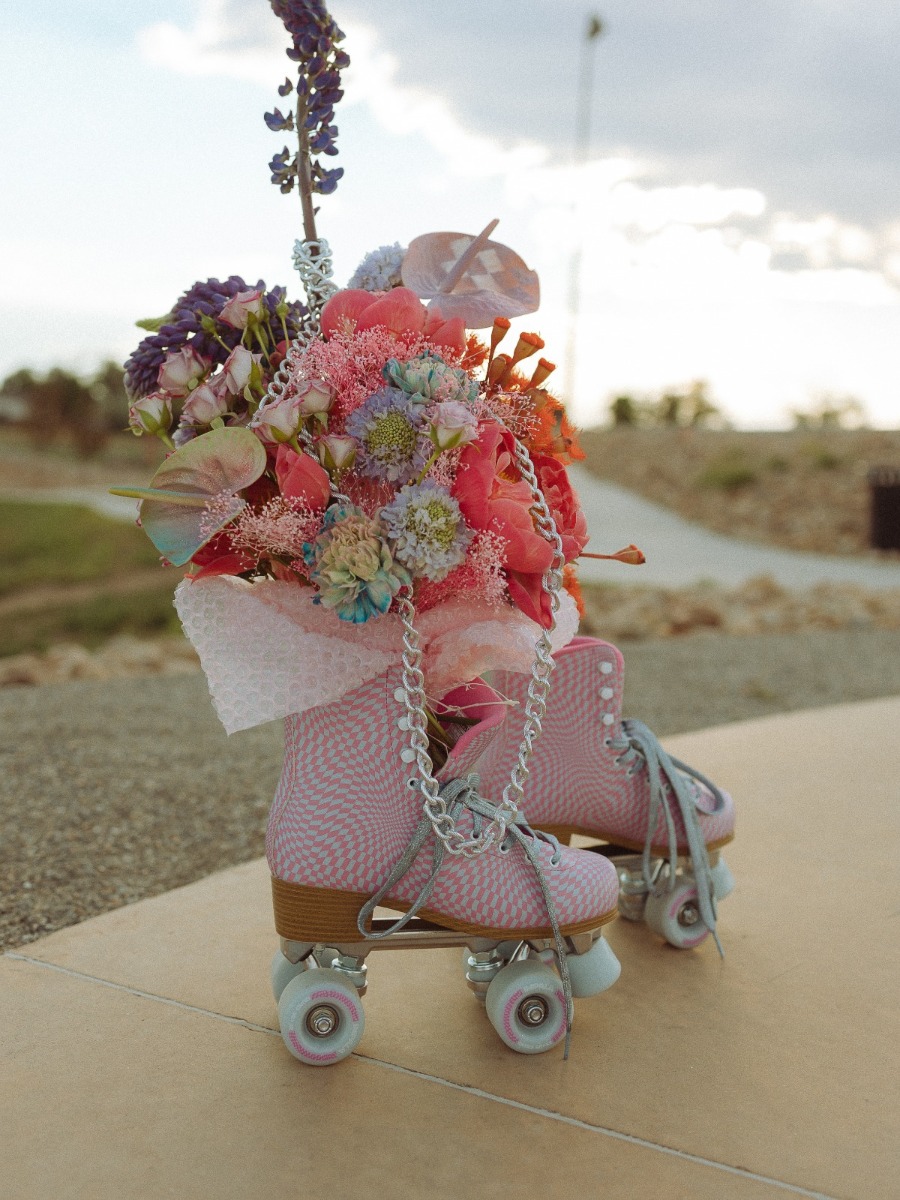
0, 501, 161, 597
695, 460, 758, 490
0, 587, 181, 657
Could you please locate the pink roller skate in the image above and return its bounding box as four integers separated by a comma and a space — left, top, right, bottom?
267, 667, 622, 1065
479, 638, 735, 952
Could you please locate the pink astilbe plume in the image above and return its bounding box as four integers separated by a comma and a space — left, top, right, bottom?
199, 490, 247, 541
230, 498, 321, 561
415, 529, 509, 612
296, 329, 467, 422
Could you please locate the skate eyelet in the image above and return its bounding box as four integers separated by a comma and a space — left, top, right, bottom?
603, 737, 612, 748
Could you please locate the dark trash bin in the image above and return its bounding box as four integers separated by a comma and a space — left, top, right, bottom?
869, 466, 900, 550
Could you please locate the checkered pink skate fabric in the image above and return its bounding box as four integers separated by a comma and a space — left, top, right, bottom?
480, 638, 734, 851
266, 670, 618, 930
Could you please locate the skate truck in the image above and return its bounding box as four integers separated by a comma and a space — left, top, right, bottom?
113, 0, 734, 1066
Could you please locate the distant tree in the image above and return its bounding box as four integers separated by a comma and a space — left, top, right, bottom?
610, 394, 639, 426
89, 361, 130, 432
608, 380, 725, 429
791, 394, 868, 430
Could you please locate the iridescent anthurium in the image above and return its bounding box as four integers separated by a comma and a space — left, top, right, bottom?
303, 503, 411, 624
384, 352, 479, 406
109, 428, 267, 566
381, 481, 473, 582
345, 388, 428, 484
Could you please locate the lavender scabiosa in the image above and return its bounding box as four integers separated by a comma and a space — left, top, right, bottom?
347, 243, 407, 292
384, 352, 480, 406
381, 482, 473, 582
303, 503, 410, 623
345, 388, 429, 485
124, 277, 306, 398
267, 0, 349, 236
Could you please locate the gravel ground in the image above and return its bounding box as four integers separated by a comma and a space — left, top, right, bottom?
3, 627, 899, 951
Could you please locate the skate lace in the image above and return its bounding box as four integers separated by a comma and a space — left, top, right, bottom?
608, 719, 728, 957
357, 772, 578, 1057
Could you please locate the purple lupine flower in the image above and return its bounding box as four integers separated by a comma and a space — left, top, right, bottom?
124, 278, 306, 398
266, 0, 349, 196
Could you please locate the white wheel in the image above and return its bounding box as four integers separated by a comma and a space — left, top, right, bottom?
566, 936, 621, 998
278, 968, 364, 1066
485, 960, 569, 1055
644, 880, 710, 949
270, 950, 308, 1003
710, 856, 735, 901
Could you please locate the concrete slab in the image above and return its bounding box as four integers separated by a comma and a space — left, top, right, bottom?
6, 697, 900, 1199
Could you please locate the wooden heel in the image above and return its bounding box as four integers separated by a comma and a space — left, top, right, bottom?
271, 877, 374, 942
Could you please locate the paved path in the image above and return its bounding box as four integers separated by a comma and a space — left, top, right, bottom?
570, 466, 900, 589
6, 473, 900, 590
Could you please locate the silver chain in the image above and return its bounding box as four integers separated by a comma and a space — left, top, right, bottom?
398, 438, 566, 858
257, 239, 338, 420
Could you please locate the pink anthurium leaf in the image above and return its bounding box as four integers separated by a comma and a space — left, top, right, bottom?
401, 224, 540, 328
110, 427, 267, 566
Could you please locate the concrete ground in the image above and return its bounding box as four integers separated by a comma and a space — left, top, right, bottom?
3, 697, 898, 1199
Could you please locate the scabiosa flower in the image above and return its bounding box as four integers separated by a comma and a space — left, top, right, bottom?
383, 352, 479, 406
381, 481, 473, 582
347, 243, 407, 292
303, 503, 410, 623
345, 388, 428, 484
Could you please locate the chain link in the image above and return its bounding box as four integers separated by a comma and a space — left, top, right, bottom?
398, 437, 566, 857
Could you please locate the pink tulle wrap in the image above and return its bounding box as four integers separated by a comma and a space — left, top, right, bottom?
174, 576, 578, 734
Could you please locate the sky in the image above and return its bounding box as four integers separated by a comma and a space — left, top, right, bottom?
2, 0, 899, 428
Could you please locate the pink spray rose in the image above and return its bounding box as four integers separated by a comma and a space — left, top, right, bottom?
128, 392, 173, 436
220, 345, 259, 395
157, 345, 210, 397
181, 381, 230, 426
429, 401, 478, 451
315, 434, 357, 475
251, 393, 302, 444
296, 378, 335, 417
219, 288, 264, 330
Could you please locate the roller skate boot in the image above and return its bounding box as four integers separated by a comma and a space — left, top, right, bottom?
480, 637, 735, 952
267, 671, 622, 1065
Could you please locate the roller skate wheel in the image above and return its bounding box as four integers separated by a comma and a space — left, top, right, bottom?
644, 881, 710, 949
278, 968, 365, 1066
485, 960, 569, 1055
566, 936, 621, 998
270, 950, 308, 1003
710, 855, 735, 901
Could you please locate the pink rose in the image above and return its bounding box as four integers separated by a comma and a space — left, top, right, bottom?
181, 381, 230, 426
296, 378, 335, 417
220, 345, 258, 394
251, 393, 301, 444
275, 445, 331, 509
219, 288, 264, 330
128, 392, 172, 436
157, 346, 209, 397
429, 401, 478, 451
315, 434, 357, 475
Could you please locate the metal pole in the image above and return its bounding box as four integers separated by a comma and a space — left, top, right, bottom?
564, 14, 604, 404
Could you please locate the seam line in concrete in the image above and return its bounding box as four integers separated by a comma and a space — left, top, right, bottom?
6, 952, 837, 1199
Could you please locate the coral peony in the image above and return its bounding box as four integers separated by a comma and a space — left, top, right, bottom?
531, 452, 588, 562
453, 422, 555, 627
